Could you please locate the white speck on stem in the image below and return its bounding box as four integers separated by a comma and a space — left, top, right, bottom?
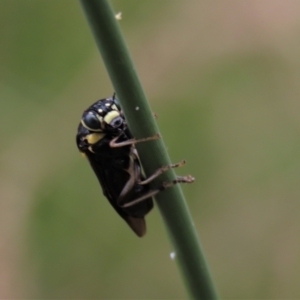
170, 252, 176, 260
135, 106, 139, 111
115, 12, 122, 20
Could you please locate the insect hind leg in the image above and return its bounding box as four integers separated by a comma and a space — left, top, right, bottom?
121, 175, 195, 208
160, 175, 195, 189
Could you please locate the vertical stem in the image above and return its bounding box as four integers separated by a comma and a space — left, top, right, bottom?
79, 0, 218, 299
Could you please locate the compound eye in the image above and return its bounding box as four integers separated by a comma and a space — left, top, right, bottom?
81, 112, 102, 131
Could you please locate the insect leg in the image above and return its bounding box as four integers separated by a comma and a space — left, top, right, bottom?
138, 160, 187, 185
121, 175, 195, 208
109, 134, 160, 148
117, 156, 140, 202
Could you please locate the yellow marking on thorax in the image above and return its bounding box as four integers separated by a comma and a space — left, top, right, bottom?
88, 146, 95, 153
104, 110, 120, 124
85, 133, 105, 144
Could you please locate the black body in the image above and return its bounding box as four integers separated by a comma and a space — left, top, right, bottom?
76, 96, 153, 237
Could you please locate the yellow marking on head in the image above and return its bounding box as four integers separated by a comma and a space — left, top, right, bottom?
111, 104, 119, 111
104, 110, 120, 124
96, 115, 103, 123
85, 133, 105, 144
80, 152, 87, 158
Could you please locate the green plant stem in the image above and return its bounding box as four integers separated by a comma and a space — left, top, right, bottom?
79, 0, 218, 298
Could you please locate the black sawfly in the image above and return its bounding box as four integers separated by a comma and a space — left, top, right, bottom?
76, 95, 194, 237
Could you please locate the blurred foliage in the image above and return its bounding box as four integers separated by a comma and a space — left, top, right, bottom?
1, 0, 300, 299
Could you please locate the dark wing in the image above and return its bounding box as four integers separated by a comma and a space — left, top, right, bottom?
124, 217, 146, 237
85, 151, 148, 237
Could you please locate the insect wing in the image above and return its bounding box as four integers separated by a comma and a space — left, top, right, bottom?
84, 150, 148, 237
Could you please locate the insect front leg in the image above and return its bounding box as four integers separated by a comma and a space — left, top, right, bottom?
109, 133, 160, 148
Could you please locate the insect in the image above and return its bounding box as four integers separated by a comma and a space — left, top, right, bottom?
76, 95, 194, 237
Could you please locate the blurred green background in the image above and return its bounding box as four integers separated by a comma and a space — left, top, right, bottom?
1, 0, 300, 299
